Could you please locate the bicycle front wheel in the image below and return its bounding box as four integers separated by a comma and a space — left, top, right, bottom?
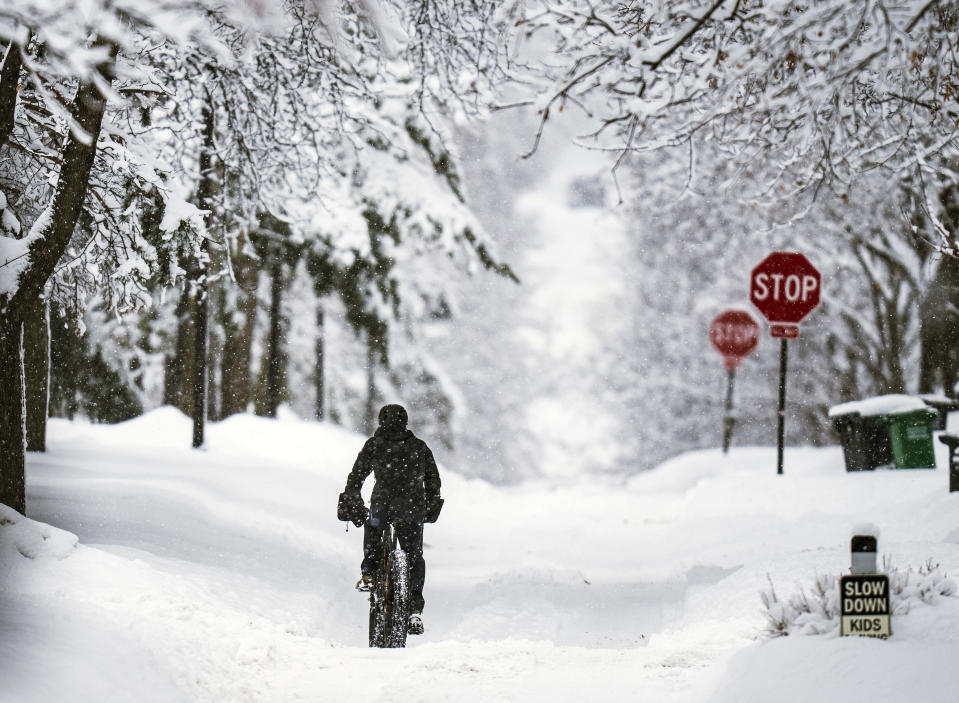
368, 533, 391, 647
368, 588, 386, 647
385, 548, 410, 648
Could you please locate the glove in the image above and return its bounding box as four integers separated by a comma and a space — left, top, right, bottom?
337, 492, 367, 526
424, 496, 444, 524
337, 492, 353, 522
352, 503, 369, 528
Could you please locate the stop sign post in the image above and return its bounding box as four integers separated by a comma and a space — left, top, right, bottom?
709, 310, 760, 453
749, 253, 822, 474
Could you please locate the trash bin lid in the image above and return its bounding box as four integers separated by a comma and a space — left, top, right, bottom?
878, 407, 938, 423
828, 394, 928, 418
827, 401, 861, 419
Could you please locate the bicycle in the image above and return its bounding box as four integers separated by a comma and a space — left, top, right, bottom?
367, 519, 411, 648
339, 490, 441, 648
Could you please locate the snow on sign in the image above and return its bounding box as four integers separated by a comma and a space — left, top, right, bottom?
840, 574, 891, 639
749, 252, 821, 338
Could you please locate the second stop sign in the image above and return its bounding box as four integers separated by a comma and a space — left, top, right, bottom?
749, 252, 821, 325
709, 310, 760, 368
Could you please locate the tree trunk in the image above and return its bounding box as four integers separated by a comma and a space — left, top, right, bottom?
0, 41, 29, 485
883, 292, 906, 394
190, 95, 216, 448
5, 44, 116, 319
254, 259, 290, 418
220, 245, 257, 417
0, 39, 115, 515
164, 291, 194, 413
191, 285, 209, 448
364, 335, 377, 434
206, 284, 224, 423
314, 303, 325, 420
0, 321, 25, 512
266, 259, 284, 418
23, 296, 49, 452
0, 37, 26, 148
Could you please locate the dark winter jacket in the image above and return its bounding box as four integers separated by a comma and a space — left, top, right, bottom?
344, 425, 441, 523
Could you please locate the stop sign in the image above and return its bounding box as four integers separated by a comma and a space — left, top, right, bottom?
750, 253, 821, 329
709, 310, 760, 369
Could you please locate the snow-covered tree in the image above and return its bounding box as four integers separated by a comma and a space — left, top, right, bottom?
296, 83, 518, 435
513, 1, 959, 220
0, 0, 245, 512
0, 0, 520, 511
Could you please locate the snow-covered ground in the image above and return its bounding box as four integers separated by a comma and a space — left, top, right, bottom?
3, 409, 959, 702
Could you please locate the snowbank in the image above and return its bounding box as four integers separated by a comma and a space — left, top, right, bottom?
0, 504, 77, 561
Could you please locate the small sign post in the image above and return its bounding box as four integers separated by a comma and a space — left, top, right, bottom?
937, 434, 959, 492
709, 310, 760, 452
749, 253, 822, 475
840, 574, 891, 639
841, 532, 890, 639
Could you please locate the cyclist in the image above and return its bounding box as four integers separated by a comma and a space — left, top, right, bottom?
338, 404, 443, 635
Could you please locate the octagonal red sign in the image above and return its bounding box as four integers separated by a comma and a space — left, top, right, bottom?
709, 310, 760, 368
749, 252, 821, 325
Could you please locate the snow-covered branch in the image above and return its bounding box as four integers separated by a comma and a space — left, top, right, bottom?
519, 0, 959, 206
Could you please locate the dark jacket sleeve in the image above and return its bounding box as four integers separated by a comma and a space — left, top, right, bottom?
344, 441, 374, 495
423, 444, 441, 500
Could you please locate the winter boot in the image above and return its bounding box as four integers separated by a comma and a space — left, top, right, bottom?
407, 614, 424, 635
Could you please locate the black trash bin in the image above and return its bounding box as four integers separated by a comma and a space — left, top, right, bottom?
829, 395, 934, 472
830, 409, 893, 472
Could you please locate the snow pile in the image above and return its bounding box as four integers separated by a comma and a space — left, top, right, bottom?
0, 503, 77, 561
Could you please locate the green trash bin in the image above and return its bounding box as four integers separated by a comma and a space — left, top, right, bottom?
879, 408, 938, 469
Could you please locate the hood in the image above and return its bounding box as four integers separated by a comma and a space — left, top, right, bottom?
374, 426, 413, 442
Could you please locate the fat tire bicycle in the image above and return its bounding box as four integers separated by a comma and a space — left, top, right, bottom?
367, 520, 411, 648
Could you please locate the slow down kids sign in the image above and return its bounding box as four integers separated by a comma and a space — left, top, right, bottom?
840, 574, 891, 639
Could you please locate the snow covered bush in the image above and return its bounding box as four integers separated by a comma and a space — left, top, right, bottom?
760, 560, 958, 638
886, 557, 959, 614
760, 572, 841, 638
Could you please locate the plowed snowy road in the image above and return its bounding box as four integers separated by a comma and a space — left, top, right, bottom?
7, 409, 959, 702
14, 410, 707, 702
